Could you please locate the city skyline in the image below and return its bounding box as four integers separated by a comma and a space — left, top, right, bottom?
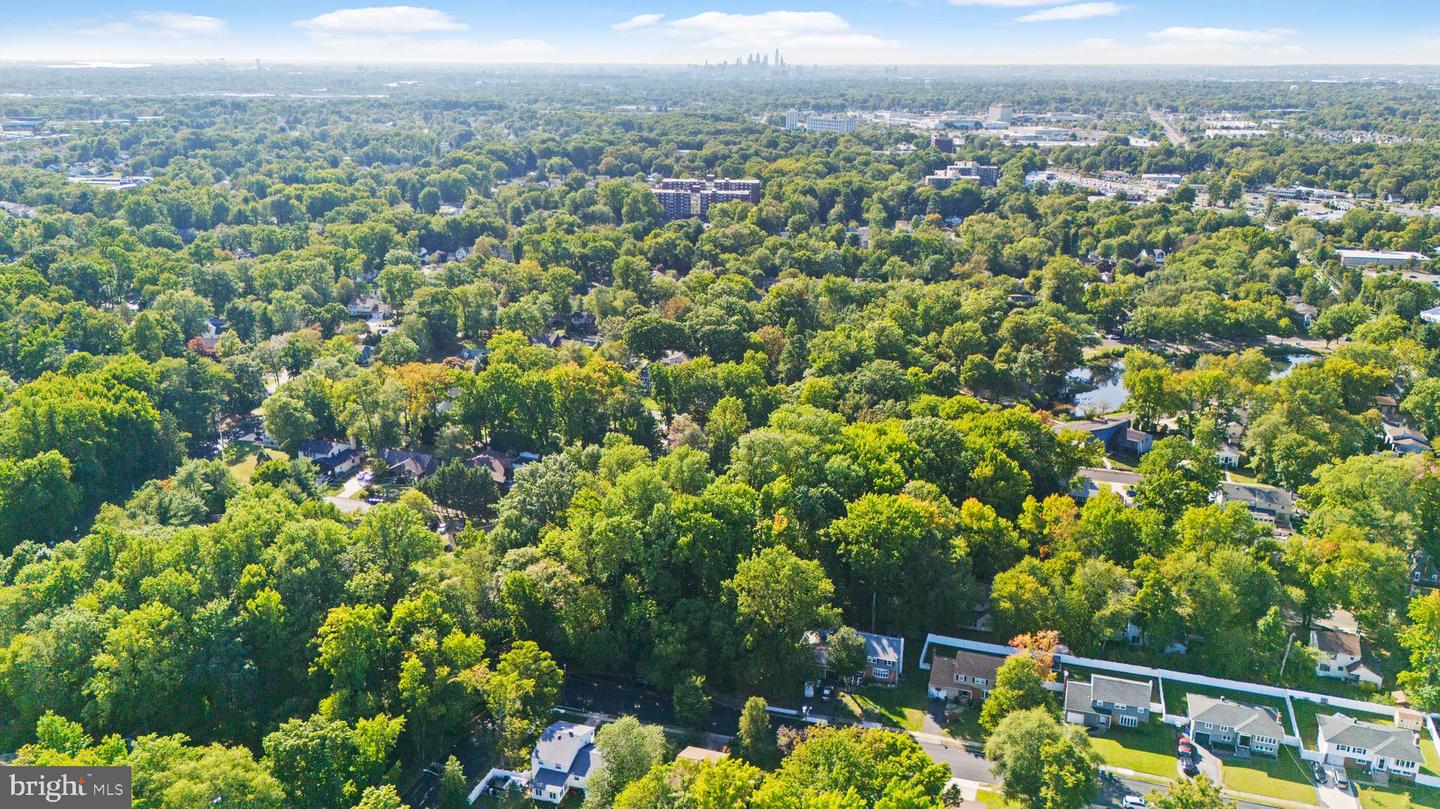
2, 1, 1439, 67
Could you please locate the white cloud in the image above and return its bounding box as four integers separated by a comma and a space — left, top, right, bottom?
1016, 2, 1127, 22
613, 13, 665, 31
78, 11, 228, 38
132, 12, 228, 35
661, 10, 895, 51
295, 6, 468, 35
1147, 26, 1295, 44
949, 0, 1067, 6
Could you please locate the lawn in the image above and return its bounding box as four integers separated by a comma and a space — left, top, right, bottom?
1162, 680, 1293, 733
1290, 698, 1394, 751
1220, 749, 1317, 805
225, 444, 287, 485
841, 672, 930, 732
1358, 783, 1440, 809
978, 788, 1022, 809
1087, 718, 1180, 779
943, 703, 985, 742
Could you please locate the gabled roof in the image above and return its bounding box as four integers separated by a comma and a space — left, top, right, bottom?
1312, 628, 1362, 658
534, 722, 597, 775
863, 632, 903, 665
1318, 714, 1423, 763
1091, 674, 1152, 708
1186, 694, 1285, 739
1218, 482, 1295, 510
1064, 680, 1095, 714
929, 650, 1004, 692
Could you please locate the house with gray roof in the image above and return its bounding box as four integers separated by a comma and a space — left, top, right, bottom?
806, 629, 905, 685
528, 721, 603, 803
1064, 674, 1153, 731
1185, 694, 1285, 755
1318, 713, 1423, 781
1215, 482, 1297, 528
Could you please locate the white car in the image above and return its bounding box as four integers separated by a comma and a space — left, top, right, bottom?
1123, 796, 1148, 809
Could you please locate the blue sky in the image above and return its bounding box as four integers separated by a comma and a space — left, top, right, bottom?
2, 1, 1438, 65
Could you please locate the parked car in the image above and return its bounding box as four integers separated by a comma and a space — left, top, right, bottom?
1180, 757, 1199, 777
803, 682, 815, 699
1312, 764, 1326, 784
1123, 796, 1147, 809
1177, 741, 1193, 756
820, 685, 834, 702
1334, 770, 1349, 791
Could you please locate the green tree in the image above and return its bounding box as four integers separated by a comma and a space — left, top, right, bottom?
725, 546, 839, 689
584, 716, 668, 809
985, 708, 1099, 809
482, 641, 564, 763
438, 756, 468, 809
734, 696, 776, 769
825, 626, 869, 684
980, 653, 1053, 733
672, 674, 712, 728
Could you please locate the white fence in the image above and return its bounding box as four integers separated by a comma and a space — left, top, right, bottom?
919, 632, 1440, 787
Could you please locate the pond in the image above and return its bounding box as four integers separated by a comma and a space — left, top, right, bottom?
1269, 352, 1319, 379
1064, 359, 1128, 417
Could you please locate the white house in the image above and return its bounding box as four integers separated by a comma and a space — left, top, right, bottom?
1311, 628, 1384, 687
477, 721, 603, 805
1215, 441, 1242, 469
1318, 713, 1423, 781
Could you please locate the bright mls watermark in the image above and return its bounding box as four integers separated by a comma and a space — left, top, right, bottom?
4, 767, 131, 808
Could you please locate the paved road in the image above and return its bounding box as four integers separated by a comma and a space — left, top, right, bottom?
562, 672, 742, 737
919, 738, 995, 784
1148, 109, 1188, 146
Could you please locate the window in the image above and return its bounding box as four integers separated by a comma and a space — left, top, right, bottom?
1118, 714, 1139, 728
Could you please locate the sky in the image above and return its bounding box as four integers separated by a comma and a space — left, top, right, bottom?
1, 1, 1438, 66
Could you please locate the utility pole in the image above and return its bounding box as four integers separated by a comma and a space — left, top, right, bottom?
1276, 631, 1296, 681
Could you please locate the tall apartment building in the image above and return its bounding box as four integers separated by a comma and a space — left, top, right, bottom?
651, 175, 762, 220
925, 161, 1001, 189
930, 132, 956, 154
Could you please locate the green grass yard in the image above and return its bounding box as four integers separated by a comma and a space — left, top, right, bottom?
1220, 749, 1317, 805
1358, 783, 1440, 809
225, 445, 287, 485
841, 672, 930, 732
1161, 681, 1291, 732
1086, 717, 1180, 779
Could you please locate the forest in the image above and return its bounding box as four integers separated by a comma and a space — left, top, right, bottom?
2, 66, 1440, 809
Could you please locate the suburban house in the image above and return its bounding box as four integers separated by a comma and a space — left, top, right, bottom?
347, 295, 392, 319
1054, 416, 1153, 457
476, 721, 602, 804
466, 448, 513, 488
1215, 441, 1242, 469
529, 722, 603, 803
1318, 713, 1423, 781
806, 629, 905, 685
381, 448, 441, 481
296, 439, 364, 479
928, 650, 1004, 703
1215, 482, 1297, 528
675, 746, 727, 765
1310, 628, 1384, 687
1063, 674, 1153, 730
1185, 694, 1285, 756
1383, 422, 1432, 455
1072, 467, 1141, 504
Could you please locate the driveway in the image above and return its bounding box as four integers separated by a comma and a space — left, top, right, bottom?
1317, 775, 1359, 809
1193, 743, 1224, 784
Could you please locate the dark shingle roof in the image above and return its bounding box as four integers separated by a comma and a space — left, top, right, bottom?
1319, 714, 1423, 763
1186, 694, 1285, 739
1091, 675, 1152, 708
